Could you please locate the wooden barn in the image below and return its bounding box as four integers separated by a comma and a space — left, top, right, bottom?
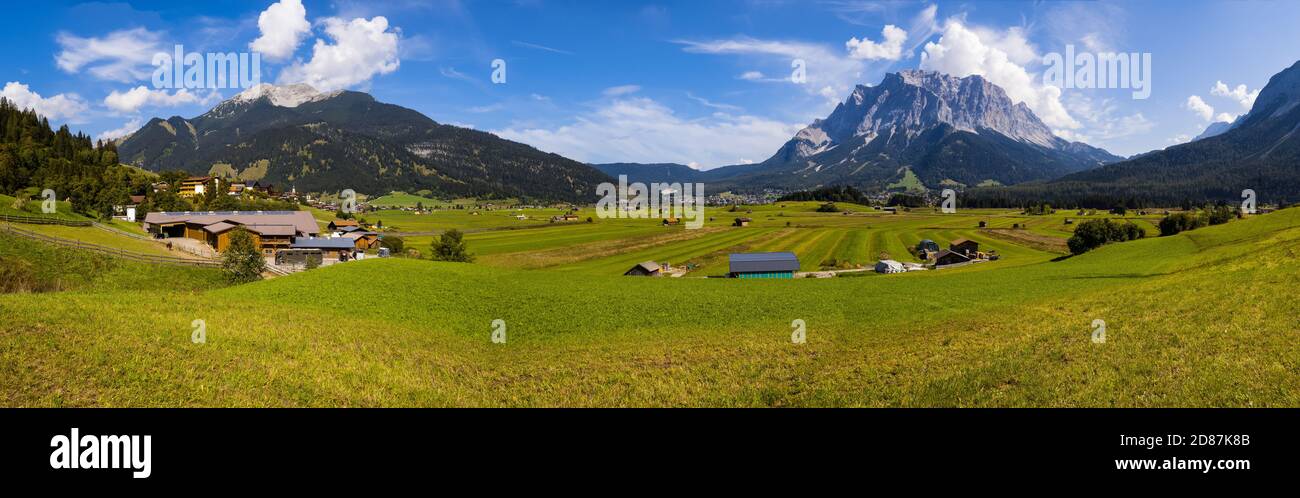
729, 252, 799, 279
950, 239, 979, 257
624, 261, 662, 277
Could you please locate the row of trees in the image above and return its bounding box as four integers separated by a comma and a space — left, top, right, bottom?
1157, 205, 1237, 236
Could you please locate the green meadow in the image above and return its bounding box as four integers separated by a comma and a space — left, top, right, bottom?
1, 200, 1296, 407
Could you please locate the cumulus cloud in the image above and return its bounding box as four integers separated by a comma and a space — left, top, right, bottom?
103, 86, 220, 113
920, 18, 1079, 130
494, 97, 801, 168
278, 16, 400, 91
1185, 95, 1216, 122
1, 82, 89, 122
249, 0, 311, 61
845, 24, 908, 61
1211, 81, 1260, 111
1063, 93, 1154, 142
55, 27, 164, 82
99, 118, 143, 142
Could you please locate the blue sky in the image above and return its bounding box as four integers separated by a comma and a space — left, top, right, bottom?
4, 0, 1299, 168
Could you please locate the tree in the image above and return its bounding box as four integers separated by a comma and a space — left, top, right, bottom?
381, 235, 405, 254
430, 229, 474, 262
1068, 219, 1145, 255
221, 228, 265, 283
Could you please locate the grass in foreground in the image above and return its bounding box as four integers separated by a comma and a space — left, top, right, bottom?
0, 209, 1296, 407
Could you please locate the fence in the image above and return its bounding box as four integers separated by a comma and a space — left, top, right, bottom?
0, 213, 92, 226
0, 223, 221, 268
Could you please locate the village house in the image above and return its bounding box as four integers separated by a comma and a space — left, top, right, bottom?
142, 211, 320, 255
729, 252, 799, 279
328, 219, 359, 232
112, 195, 146, 222
341, 230, 381, 250
624, 261, 662, 277
178, 176, 214, 198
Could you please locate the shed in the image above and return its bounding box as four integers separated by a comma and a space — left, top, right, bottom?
292, 237, 356, 261
950, 239, 979, 256
733, 217, 752, 227
624, 261, 662, 277
934, 249, 971, 267
729, 252, 799, 279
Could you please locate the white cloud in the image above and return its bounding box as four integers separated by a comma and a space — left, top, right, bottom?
602, 85, 641, 97
1185, 95, 1215, 122
278, 16, 400, 91
1211, 81, 1260, 111
1, 82, 89, 122
99, 118, 143, 142
494, 97, 801, 169
686, 92, 742, 112
250, 0, 311, 61
920, 18, 1079, 130
738, 71, 765, 81
678, 37, 864, 106
104, 86, 220, 113
1215, 112, 1236, 123
55, 28, 164, 82
1063, 93, 1154, 142
845, 24, 908, 61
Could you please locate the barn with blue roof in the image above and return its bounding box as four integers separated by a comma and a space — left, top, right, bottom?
728, 252, 800, 279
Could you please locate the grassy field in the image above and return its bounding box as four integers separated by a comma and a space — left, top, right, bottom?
1, 203, 1296, 407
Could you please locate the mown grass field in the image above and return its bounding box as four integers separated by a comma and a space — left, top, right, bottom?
1, 203, 1296, 407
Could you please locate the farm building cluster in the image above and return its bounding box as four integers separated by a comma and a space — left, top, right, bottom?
141, 211, 384, 266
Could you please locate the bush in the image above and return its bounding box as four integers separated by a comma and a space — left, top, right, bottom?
221, 228, 265, 283
1067, 219, 1145, 255
381, 235, 405, 254
1158, 212, 1205, 236
430, 229, 474, 262
816, 202, 841, 213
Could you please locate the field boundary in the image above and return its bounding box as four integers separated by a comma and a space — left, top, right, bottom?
0, 213, 92, 226
0, 223, 221, 268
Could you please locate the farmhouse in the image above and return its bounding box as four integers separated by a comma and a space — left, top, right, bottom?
729, 252, 799, 279
291, 237, 357, 261
143, 211, 320, 255
934, 249, 971, 268
624, 261, 662, 277
950, 239, 979, 257
874, 259, 905, 274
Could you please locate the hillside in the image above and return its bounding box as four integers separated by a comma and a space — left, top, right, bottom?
968, 59, 1300, 207
117, 84, 612, 202
2, 206, 1296, 407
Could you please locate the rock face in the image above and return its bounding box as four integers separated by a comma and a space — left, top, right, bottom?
705, 69, 1120, 192
117, 84, 611, 201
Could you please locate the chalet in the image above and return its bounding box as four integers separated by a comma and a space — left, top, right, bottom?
733, 217, 752, 227
624, 261, 662, 277
874, 259, 905, 274
179, 176, 214, 198
328, 219, 359, 231
729, 252, 799, 279
916, 239, 941, 253
934, 249, 971, 268
143, 211, 320, 255
291, 237, 357, 261
950, 239, 979, 257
